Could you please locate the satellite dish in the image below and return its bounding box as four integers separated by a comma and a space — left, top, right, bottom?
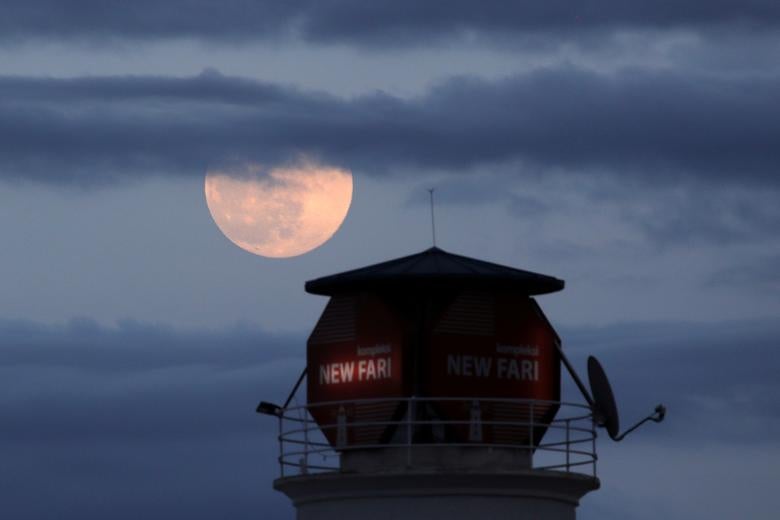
587, 356, 620, 440
553, 340, 664, 442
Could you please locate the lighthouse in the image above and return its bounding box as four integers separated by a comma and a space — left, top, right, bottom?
257, 247, 664, 519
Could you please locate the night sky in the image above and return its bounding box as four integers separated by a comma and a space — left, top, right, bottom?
2, 2, 779, 519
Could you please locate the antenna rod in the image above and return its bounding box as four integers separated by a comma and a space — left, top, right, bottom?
428, 188, 437, 247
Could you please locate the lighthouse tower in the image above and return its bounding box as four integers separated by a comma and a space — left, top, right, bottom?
262, 247, 601, 519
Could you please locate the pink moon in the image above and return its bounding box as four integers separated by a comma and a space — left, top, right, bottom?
204, 161, 353, 258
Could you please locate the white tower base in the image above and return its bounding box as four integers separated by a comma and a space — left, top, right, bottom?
275, 448, 599, 520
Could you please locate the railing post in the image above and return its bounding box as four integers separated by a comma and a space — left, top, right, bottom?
565, 418, 571, 472
468, 400, 483, 442
528, 401, 534, 466
302, 409, 309, 475
278, 412, 284, 478
336, 405, 347, 449
592, 415, 597, 477
406, 396, 414, 467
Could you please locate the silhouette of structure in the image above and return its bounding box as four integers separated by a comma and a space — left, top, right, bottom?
258, 247, 664, 519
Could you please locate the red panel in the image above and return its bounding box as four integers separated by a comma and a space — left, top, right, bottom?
305, 290, 562, 448
424, 293, 560, 445
307, 293, 406, 446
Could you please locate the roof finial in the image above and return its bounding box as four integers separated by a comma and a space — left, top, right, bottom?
428, 188, 437, 247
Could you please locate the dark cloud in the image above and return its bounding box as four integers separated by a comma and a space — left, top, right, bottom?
1, 1, 779, 45
2, 68, 779, 188
1, 318, 304, 441
0, 318, 301, 518
1, 316, 302, 372
621, 186, 780, 247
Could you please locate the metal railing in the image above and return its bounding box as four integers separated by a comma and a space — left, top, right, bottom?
274, 397, 597, 479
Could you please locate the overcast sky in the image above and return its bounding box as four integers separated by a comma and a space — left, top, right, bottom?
1, 2, 779, 519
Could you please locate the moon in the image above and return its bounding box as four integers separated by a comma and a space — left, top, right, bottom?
204, 160, 353, 258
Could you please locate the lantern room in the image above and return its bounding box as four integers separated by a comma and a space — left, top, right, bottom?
304, 247, 565, 449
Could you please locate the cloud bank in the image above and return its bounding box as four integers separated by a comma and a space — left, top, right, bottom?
2, 68, 779, 187
2, 1, 779, 45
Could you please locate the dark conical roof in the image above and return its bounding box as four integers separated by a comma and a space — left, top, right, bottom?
305, 247, 564, 296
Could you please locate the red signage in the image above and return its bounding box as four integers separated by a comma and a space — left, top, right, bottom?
306, 289, 561, 448
307, 293, 405, 446
426, 293, 559, 400
424, 292, 560, 445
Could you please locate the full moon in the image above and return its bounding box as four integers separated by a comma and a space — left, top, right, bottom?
204, 161, 353, 258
